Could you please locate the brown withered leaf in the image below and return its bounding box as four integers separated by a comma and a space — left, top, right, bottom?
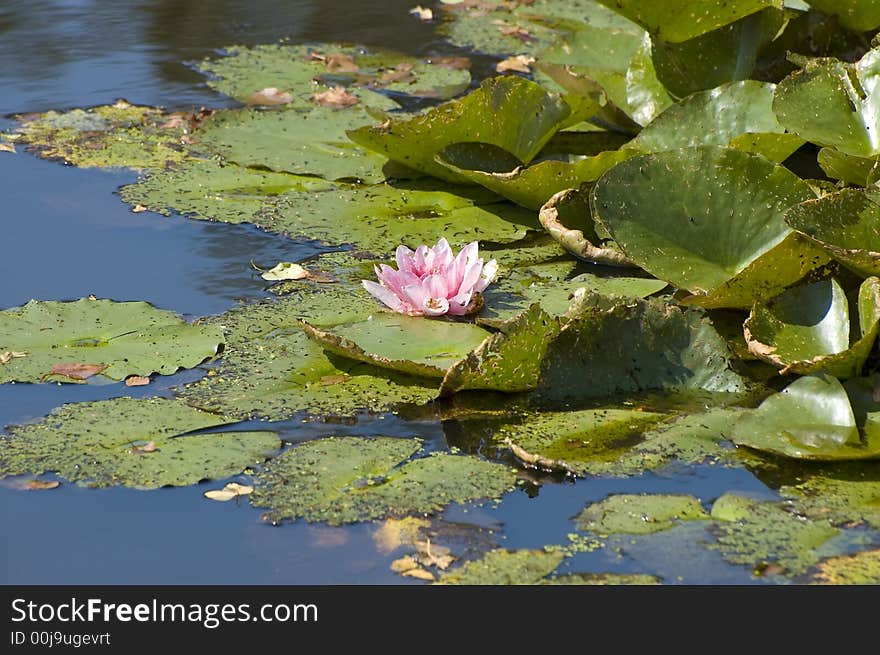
374, 517, 431, 553
391, 556, 420, 573
493, 20, 534, 42
204, 482, 254, 501
312, 86, 359, 108
308, 52, 360, 73
47, 362, 106, 380
319, 373, 350, 386
376, 63, 415, 86
0, 142, 16, 154
124, 375, 150, 387
246, 87, 294, 106
131, 441, 158, 454
0, 351, 27, 365
131, 204, 147, 213
160, 107, 214, 132
430, 56, 471, 71
25, 480, 61, 490
401, 567, 435, 581
496, 54, 535, 73
409, 6, 434, 21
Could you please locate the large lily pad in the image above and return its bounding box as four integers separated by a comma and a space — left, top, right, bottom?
594, 0, 779, 43
8, 101, 195, 171
250, 437, 518, 525
592, 146, 824, 309
576, 494, 709, 535
744, 277, 880, 377
773, 47, 880, 158
195, 103, 397, 183
348, 76, 572, 182
785, 188, 880, 278
626, 81, 803, 162
730, 374, 880, 460
301, 314, 492, 378
199, 43, 471, 103
0, 397, 279, 488
804, 1, 880, 32
436, 548, 566, 585
816, 148, 880, 186
709, 493, 839, 574
0, 299, 223, 383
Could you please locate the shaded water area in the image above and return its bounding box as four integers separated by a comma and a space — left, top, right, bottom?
0, 1, 842, 584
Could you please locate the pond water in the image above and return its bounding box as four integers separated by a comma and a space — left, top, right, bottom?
0, 0, 792, 584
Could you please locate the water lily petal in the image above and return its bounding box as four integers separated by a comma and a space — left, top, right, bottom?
474, 258, 498, 292
395, 244, 416, 275
423, 296, 450, 316
362, 280, 405, 312
432, 237, 454, 271
422, 273, 450, 300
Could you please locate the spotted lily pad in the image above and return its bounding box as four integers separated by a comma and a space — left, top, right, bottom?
797, 1, 880, 36
626, 81, 803, 162
709, 493, 839, 575
435, 548, 566, 585
250, 437, 517, 525
816, 149, 880, 186
0, 298, 223, 383
744, 277, 880, 378
576, 494, 709, 535
9, 101, 195, 171
348, 76, 572, 182
731, 374, 880, 461
199, 43, 471, 103
0, 397, 279, 488
593, 146, 825, 309
785, 188, 880, 278
301, 314, 492, 378
773, 47, 880, 158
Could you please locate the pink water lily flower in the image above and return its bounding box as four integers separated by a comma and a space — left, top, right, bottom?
362, 238, 498, 317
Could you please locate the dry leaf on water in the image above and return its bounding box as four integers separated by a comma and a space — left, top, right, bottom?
430, 56, 471, 70
496, 55, 535, 74
125, 375, 150, 387
309, 52, 360, 73
47, 362, 106, 380
204, 482, 254, 501
0, 351, 27, 364
260, 262, 337, 282
25, 480, 60, 490
0, 143, 16, 154
312, 86, 359, 108
409, 6, 434, 21
131, 441, 158, 454
246, 87, 294, 106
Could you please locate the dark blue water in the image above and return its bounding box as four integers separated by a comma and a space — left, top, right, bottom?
0, 0, 775, 584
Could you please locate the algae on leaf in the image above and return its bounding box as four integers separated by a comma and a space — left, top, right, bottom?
250, 437, 518, 525
576, 493, 709, 535
436, 548, 565, 585
0, 299, 223, 383
0, 397, 279, 489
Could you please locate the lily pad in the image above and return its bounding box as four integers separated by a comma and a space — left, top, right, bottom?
816, 148, 880, 186
743, 277, 880, 377
730, 374, 880, 461
9, 101, 195, 171
538, 188, 634, 266
576, 494, 709, 535
626, 81, 804, 162
804, 1, 880, 32
250, 437, 517, 525
436, 548, 566, 585
785, 187, 880, 278
624, 34, 674, 125
782, 462, 880, 530
301, 314, 492, 378
0, 298, 223, 383
594, 0, 779, 43
195, 103, 398, 183
592, 146, 824, 309
772, 47, 880, 158
199, 43, 471, 103
709, 493, 839, 575
0, 397, 279, 489
348, 76, 572, 182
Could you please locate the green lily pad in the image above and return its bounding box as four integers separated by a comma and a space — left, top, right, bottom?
811, 549, 880, 585
9, 101, 194, 171
195, 103, 398, 183
576, 494, 709, 535
731, 374, 880, 460
709, 493, 840, 574
250, 437, 518, 525
0, 298, 223, 383
592, 146, 824, 309
773, 47, 880, 158
627, 81, 803, 162
500, 409, 670, 474
348, 76, 572, 182
624, 34, 675, 125
436, 142, 633, 210
785, 188, 880, 278
744, 277, 880, 378
594, 0, 779, 43
649, 9, 784, 99
538, 188, 634, 266
301, 314, 492, 378
0, 397, 279, 489
199, 43, 471, 103
436, 548, 566, 585
805, 1, 880, 32
816, 148, 880, 186
782, 461, 880, 530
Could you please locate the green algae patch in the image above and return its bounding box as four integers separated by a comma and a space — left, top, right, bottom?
709, 494, 840, 575
781, 462, 880, 530
436, 548, 566, 585
250, 437, 518, 525
576, 493, 709, 535
811, 548, 880, 584
542, 572, 660, 585
9, 101, 196, 171
0, 397, 279, 489
0, 298, 223, 383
